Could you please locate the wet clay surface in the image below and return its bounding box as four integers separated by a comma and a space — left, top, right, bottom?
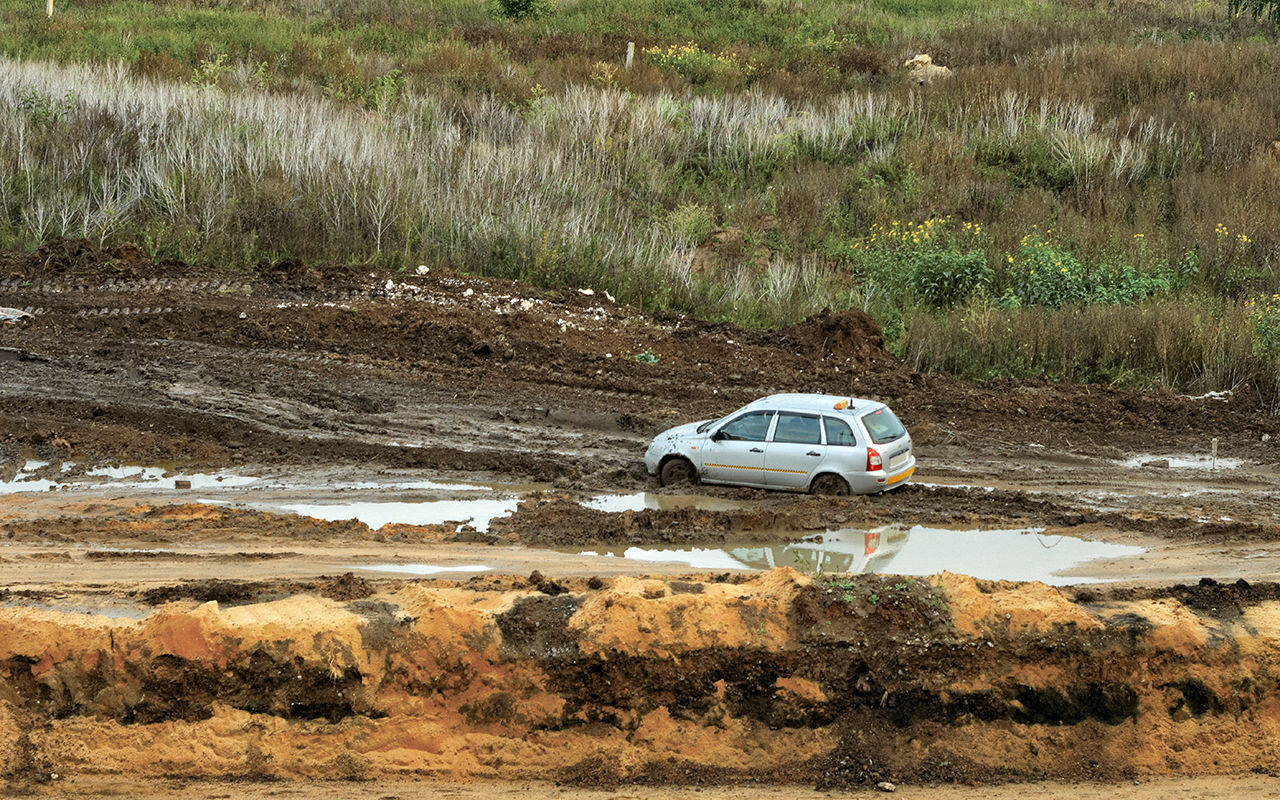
3, 241, 1280, 792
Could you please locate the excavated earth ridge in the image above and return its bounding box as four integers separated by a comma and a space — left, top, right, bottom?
4, 570, 1280, 787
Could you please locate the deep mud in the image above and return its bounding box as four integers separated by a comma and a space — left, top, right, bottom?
3, 240, 1280, 792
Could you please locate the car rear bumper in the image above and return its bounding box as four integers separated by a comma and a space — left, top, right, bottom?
846, 458, 915, 494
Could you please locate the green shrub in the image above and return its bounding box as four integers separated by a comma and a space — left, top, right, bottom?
18, 88, 74, 123
908, 250, 993, 309
1091, 265, 1173, 305
1248, 293, 1280, 355
667, 203, 714, 246
643, 42, 755, 86
1007, 236, 1089, 307
491, 0, 556, 20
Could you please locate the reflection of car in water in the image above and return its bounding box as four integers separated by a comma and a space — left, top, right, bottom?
727, 526, 910, 576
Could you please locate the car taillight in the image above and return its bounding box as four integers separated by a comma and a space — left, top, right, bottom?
866, 447, 882, 471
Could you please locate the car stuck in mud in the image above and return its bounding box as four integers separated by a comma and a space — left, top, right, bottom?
645, 393, 915, 495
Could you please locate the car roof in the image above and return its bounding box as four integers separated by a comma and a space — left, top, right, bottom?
743, 393, 885, 415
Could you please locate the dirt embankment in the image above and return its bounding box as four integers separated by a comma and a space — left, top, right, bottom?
5, 570, 1280, 787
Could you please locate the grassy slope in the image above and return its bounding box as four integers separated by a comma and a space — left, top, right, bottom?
1, 0, 1278, 404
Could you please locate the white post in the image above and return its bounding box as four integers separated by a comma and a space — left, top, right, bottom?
47, 0, 52, 16
1211, 437, 1219, 471
626, 42, 635, 70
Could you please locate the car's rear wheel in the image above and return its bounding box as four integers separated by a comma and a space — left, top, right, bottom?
659, 457, 697, 487
810, 473, 850, 496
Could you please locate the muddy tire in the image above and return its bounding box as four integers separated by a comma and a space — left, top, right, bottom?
659, 457, 697, 487
810, 473, 850, 496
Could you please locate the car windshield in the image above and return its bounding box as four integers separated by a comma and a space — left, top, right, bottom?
860, 407, 906, 444
717, 411, 774, 441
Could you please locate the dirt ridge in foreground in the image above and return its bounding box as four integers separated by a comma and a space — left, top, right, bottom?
4, 569, 1280, 787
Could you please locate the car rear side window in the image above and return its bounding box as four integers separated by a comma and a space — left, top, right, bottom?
823, 417, 856, 446
717, 410, 774, 441
861, 407, 906, 444
773, 413, 821, 444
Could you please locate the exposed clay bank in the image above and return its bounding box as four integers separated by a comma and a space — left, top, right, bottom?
3, 570, 1280, 787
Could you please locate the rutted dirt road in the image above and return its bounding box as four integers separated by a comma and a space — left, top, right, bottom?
2, 239, 1280, 796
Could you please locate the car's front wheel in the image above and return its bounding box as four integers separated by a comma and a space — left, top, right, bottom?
810, 473, 850, 496
659, 457, 697, 487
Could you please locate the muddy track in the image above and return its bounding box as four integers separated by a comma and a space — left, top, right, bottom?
3, 239, 1277, 485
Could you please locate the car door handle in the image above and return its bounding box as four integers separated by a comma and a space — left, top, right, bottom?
750, 447, 764, 453
806, 451, 821, 457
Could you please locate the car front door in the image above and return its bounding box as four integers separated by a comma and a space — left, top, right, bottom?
764, 412, 825, 489
701, 410, 774, 486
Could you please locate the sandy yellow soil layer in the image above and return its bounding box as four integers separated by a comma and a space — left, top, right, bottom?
4, 569, 1280, 788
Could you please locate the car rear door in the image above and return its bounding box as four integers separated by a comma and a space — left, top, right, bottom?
701, 410, 774, 486
763, 412, 825, 489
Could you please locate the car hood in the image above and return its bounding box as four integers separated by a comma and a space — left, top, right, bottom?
653, 420, 708, 443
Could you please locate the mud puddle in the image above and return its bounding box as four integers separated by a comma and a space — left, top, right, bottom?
576, 525, 1144, 585
357, 563, 493, 575
1119, 454, 1245, 470
0, 598, 152, 619
581, 492, 746, 513
0, 459, 258, 493
276, 498, 521, 531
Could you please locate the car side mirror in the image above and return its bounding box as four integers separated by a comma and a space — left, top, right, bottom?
711, 430, 727, 442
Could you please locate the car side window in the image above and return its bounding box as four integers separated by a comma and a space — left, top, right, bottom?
823, 417, 856, 446
717, 411, 774, 442
773, 413, 821, 445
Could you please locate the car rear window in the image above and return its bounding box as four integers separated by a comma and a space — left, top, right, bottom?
823, 417, 856, 446
860, 407, 906, 444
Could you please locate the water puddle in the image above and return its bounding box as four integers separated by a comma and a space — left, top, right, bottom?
1, 460, 259, 493
577, 525, 1144, 585
581, 492, 745, 513
0, 601, 151, 619
279, 498, 520, 531
580, 546, 752, 570
325, 479, 486, 492
1120, 454, 1244, 470
0, 460, 59, 493
357, 563, 492, 575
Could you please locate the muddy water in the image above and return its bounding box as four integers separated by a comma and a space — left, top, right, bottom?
581, 492, 746, 513
578, 525, 1144, 585
0, 459, 258, 493
1118, 454, 1246, 470
359, 563, 492, 575
278, 498, 521, 531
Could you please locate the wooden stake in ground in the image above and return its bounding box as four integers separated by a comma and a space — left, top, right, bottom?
47, 0, 53, 16
626, 42, 634, 70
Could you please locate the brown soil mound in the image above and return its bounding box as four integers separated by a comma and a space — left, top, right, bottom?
779, 308, 890, 365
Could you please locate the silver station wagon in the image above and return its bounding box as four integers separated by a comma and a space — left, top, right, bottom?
644, 393, 915, 495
